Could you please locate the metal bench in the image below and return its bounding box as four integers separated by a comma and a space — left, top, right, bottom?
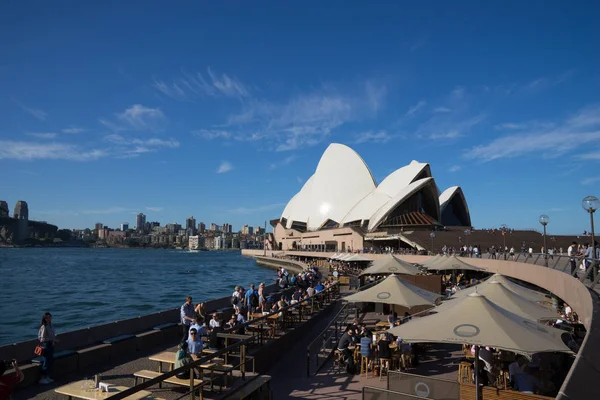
152, 322, 178, 330
31, 349, 76, 364
133, 369, 205, 389
102, 334, 135, 344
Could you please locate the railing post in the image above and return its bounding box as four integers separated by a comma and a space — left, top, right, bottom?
307, 346, 311, 377
241, 343, 246, 379
190, 368, 195, 400
224, 337, 229, 365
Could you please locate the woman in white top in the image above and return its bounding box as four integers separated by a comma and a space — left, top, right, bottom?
38, 312, 58, 384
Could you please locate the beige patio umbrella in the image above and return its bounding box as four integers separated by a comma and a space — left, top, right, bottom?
426, 255, 484, 272
344, 254, 372, 262
344, 274, 440, 308
388, 292, 571, 355
437, 281, 558, 321
360, 254, 419, 276
421, 254, 444, 268
457, 274, 548, 304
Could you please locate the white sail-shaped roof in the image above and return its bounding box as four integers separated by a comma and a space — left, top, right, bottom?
439, 186, 471, 227
280, 143, 376, 231
340, 161, 432, 225
278, 144, 469, 232
368, 177, 440, 231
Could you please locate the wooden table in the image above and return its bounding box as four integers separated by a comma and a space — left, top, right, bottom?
55, 381, 152, 400
375, 321, 390, 330
149, 351, 177, 373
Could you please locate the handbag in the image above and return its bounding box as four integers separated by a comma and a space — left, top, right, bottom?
34, 344, 44, 356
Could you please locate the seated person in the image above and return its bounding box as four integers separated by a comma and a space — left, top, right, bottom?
0, 359, 24, 400
359, 333, 373, 359
514, 366, 542, 394
187, 328, 203, 358
359, 325, 372, 338
188, 319, 204, 340
337, 326, 356, 373
509, 356, 527, 383
209, 313, 220, 329
315, 282, 325, 293
208, 321, 225, 350
174, 341, 195, 379
377, 334, 392, 373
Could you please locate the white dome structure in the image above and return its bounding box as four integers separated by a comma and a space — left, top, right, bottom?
279, 143, 470, 233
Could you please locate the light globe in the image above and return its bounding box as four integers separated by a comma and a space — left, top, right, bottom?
582, 196, 600, 213
539, 215, 550, 226
430, 232, 436, 239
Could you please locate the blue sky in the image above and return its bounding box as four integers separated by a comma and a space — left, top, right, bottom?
1, 1, 599, 234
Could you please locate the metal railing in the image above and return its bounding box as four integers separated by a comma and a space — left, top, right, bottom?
363, 386, 435, 400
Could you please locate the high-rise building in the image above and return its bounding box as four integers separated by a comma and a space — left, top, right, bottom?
136, 213, 146, 232
95, 223, 103, 232
120, 222, 129, 231
222, 223, 232, 234
0, 201, 9, 218
13, 201, 29, 220
241, 225, 249, 235
189, 235, 205, 250
198, 222, 206, 233
255, 226, 265, 235
186, 216, 197, 235
209, 223, 219, 231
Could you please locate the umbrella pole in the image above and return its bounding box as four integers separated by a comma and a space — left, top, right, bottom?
474, 346, 481, 400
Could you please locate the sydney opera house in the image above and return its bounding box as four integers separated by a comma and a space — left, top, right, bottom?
271, 143, 472, 252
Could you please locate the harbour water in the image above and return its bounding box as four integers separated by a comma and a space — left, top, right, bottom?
0, 248, 274, 346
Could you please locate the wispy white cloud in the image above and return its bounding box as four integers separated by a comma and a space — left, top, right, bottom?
145, 206, 164, 212
523, 70, 575, 92
448, 165, 462, 172
12, 98, 48, 121
216, 161, 233, 174
103, 134, 179, 157
100, 104, 165, 132
494, 121, 555, 131
406, 100, 426, 116
466, 105, 600, 162
581, 177, 600, 185
433, 107, 451, 113
193, 129, 232, 140
578, 151, 600, 160
228, 202, 286, 214
354, 131, 394, 144
0, 141, 106, 161
153, 68, 248, 100
297, 176, 304, 184
26, 132, 57, 139
419, 114, 486, 140
268, 155, 297, 170
62, 127, 85, 134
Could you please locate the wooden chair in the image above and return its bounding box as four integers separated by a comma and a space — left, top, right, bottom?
458, 361, 473, 384
379, 358, 390, 381
495, 369, 510, 389
360, 355, 374, 378
333, 349, 345, 373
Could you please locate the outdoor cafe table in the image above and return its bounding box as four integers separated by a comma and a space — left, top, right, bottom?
375, 321, 389, 331
55, 381, 152, 400
148, 351, 228, 391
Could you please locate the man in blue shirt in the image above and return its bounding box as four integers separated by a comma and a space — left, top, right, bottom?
513, 367, 542, 394
180, 296, 195, 341
187, 328, 203, 358
245, 284, 257, 312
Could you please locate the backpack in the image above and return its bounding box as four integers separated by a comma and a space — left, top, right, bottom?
231, 295, 239, 306
249, 292, 259, 307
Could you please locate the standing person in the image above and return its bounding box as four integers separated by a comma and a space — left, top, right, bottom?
258, 283, 266, 313
246, 284, 258, 313
194, 302, 207, 324
337, 326, 356, 374
0, 359, 24, 398
568, 241, 578, 275
231, 286, 242, 311
180, 296, 195, 341
38, 312, 58, 384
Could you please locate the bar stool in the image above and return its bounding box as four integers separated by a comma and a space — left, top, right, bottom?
360, 355, 373, 378
458, 361, 473, 384
333, 349, 345, 373
379, 358, 391, 381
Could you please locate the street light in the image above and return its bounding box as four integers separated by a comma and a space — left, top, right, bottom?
539, 215, 550, 267
430, 232, 436, 255
501, 224, 508, 260
464, 229, 471, 247
582, 195, 599, 281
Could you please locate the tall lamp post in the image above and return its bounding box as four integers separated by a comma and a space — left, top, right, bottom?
501, 224, 508, 260
430, 232, 436, 255
582, 195, 599, 281
539, 215, 550, 267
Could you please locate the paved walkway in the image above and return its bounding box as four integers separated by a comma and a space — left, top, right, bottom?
268, 310, 462, 399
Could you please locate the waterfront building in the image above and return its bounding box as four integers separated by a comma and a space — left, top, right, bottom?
166, 223, 181, 234
222, 223, 232, 234
0, 201, 8, 218
186, 216, 196, 235
188, 235, 204, 249
120, 222, 129, 231
136, 213, 146, 232
214, 235, 223, 249
198, 222, 206, 233
231, 236, 240, 249
254, 226, 265, 235
94, 222, 103, 232
204, 236, 215, 249
209, 223, 219, 231
271, 143, 471, 252
241, 224, 252, 235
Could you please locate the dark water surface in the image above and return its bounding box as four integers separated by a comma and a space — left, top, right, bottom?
0, 248, 274, 345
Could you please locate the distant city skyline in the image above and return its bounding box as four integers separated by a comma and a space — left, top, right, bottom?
1, 2, 599, 234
